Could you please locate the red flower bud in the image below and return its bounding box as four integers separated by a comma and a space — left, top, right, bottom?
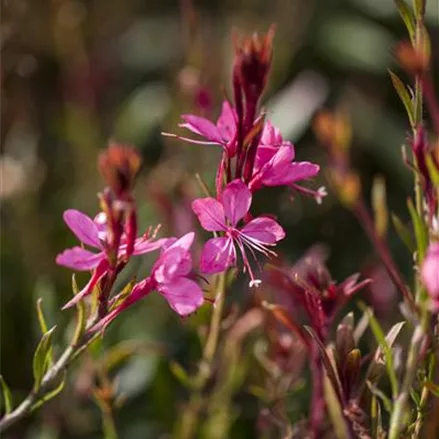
98, 144, 141, 198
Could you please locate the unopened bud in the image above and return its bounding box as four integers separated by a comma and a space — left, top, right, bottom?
344, 348, 361, 394
336, 322, 355, 364
313, 110, 352, 153
395, 39, 430, 76
329, 169, 361, 207
98, 144, 141, 198
233, 26, 275, 104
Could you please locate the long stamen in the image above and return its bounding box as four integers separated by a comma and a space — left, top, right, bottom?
236, 229, 278, 257
234, 237, 261, 287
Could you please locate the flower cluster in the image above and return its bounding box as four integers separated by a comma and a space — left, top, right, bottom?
165, 29, 323, 286
56, 29, 323, 331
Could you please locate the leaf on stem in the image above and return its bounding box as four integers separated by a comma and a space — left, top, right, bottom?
394, 0, 416, 43
33, 326, 56, 391
324, 374, 349, 439
170, 361, 193, 389
391, 213, 415, 252
367, 381, 393, 413
31, 372, 66, 412
0, 375, 13, 414
359, 303, 402, 399
36, 299, 53, 366
407, 198, 428, 261
388, 70, 415, 127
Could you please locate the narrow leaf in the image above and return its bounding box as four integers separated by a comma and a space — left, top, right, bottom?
424, 381, 439, 397
36, 299, 53, 365
170, 361, 193, 389
71, 297, 86, 347
391, 213, 415, 252
367, 381, 393, 413
33, 326, 56, 391
372, 175, 388, 237
388, 70, 415, 127
359, 304, 399, 398
407, 198, 428, 261
426, 154, 439, 187
394, 0, 416, 42
304, 326, 344, 402
31, 373, 66, 411
36, 299, 49, 334
0, 375, 13, 414
413, 0, 425, 19
324, 374, 349, 439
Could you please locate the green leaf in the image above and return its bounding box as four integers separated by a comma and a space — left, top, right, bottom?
370, 395, 383, 438
324, 374, 349, 439
170, 361, 193, 389
359, 304, 400, 398
426, 154, 439, 187
109, 278, 136, 311
413, 0, 425, 18
407, 198, 428, 261
0, 375, 13, 414
367, 381, 393, 413
36, 298, 49, 334
391, 213, 416, 252
372, 175, 388, 237
36, 299, 53, 365
388, 70, 415, 127
31, 373, 66, 411
33, 326, 56, 391
394, 0, 416, 42
424, 381, 439, 397
71, 297, 86, 347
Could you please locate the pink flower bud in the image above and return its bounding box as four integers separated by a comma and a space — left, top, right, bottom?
421, 243, 439, 301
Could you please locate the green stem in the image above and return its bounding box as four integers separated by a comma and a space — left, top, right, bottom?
0, 328, 97, 433
177, 272, 227, 439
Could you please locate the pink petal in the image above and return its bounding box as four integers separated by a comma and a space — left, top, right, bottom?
153, 233, 195, 282
89, 278, 153, 331
180, 115, 222, 143
240, 217, 286, 244
261, 120, 283, 145
254, 145, 279, 172
200, 236, 236, 274
63, 209, 102, 248
192, 198, 226, 231
130, 237, 168, 255
159, 278, 204, 316
62, 259, 109, 309
217, 101, 236, 142
221, 179, 252, 226
422, 243, 439, 298
56, 247, 106, 271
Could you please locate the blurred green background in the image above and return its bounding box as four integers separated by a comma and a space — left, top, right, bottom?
1, 0, 438, 437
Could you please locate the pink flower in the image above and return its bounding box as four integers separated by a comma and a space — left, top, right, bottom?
192, 179, 285, 286
90, 232, 204, 331
249, 121, 321, 194
163, 101, 237, 156
421, 243, 439, 309
56, 209, 165, 308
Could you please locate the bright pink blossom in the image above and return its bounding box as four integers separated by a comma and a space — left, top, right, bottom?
56, 209, 165, 308
421, 243, 439, 309
249, 121, 322, 197
164, 101, 237, 156
90, 232, 204, 331
192, 179, 285, 286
